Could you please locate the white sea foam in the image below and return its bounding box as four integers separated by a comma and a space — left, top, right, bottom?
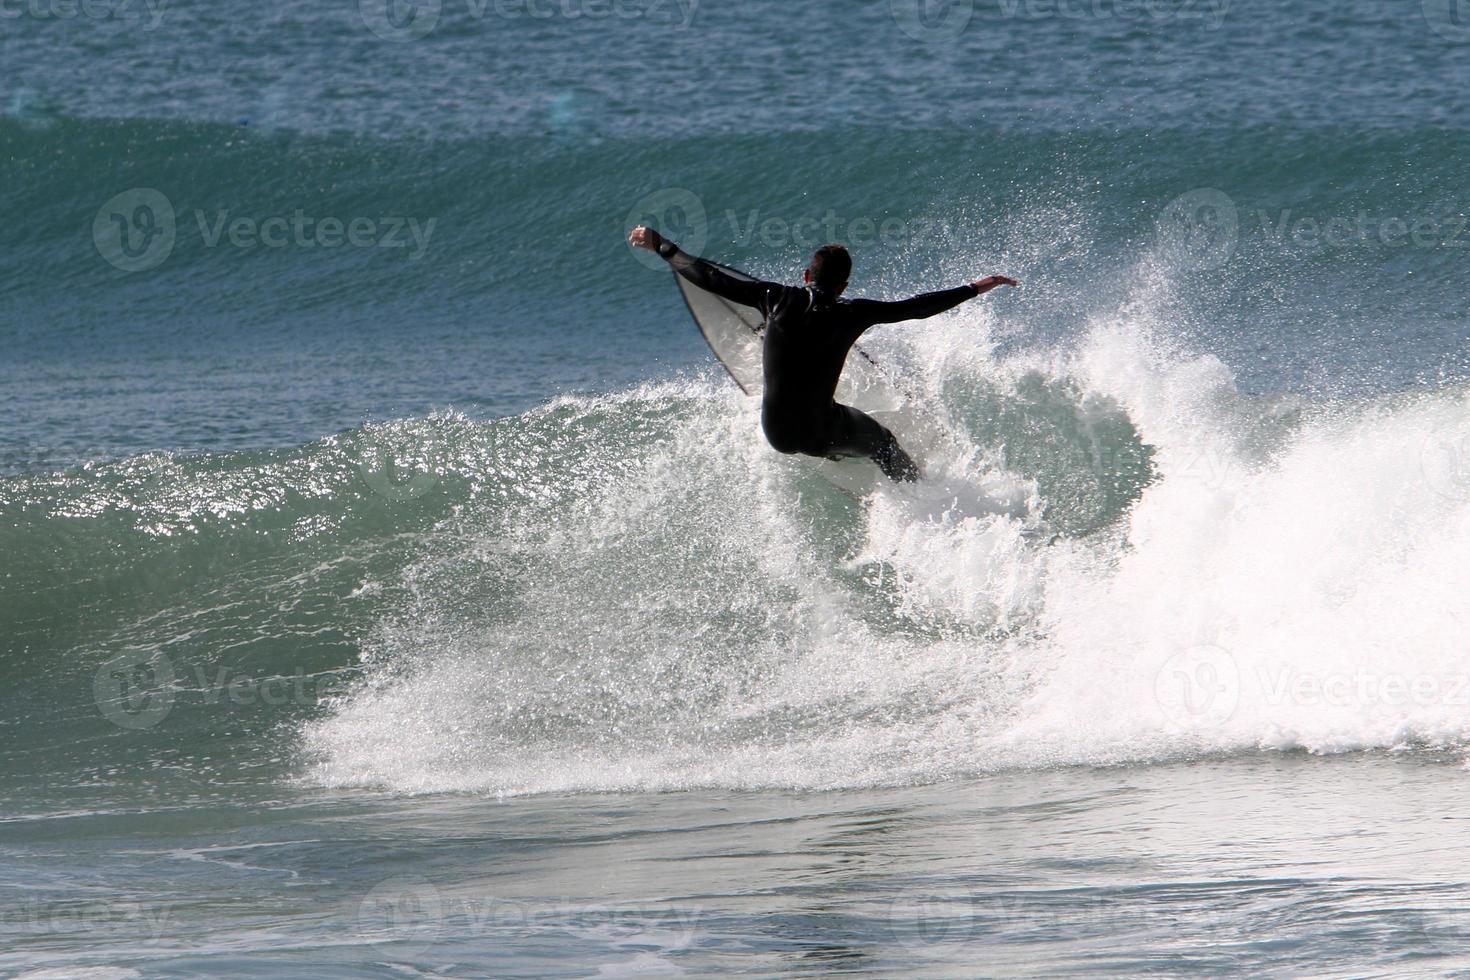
305, 277, 1470, 795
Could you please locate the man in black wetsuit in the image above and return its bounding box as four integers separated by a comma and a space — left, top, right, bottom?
630, 225, 1018, 482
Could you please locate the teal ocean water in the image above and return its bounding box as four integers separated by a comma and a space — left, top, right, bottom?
5, 0, 1470, 975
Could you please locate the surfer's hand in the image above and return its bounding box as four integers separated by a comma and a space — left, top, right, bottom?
972, 275, 1019, 294
628, 225, 663, 252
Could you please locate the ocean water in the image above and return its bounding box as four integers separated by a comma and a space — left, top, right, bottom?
4, 0, 1470, 975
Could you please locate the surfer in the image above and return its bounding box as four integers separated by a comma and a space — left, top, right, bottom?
629, 225, 1018, 481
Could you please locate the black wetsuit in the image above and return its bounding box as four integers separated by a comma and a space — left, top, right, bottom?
661, 242, 979, 481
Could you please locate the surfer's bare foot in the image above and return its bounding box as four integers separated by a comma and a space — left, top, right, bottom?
972, 275, 1019, 294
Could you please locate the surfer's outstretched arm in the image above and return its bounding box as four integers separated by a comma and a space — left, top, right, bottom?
852, 286, 981, 326
628, 225, 778, 310
853, 275, 1019, 327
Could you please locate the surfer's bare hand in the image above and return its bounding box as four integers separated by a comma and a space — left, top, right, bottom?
972, 275, 1019, 294
628, 225, 663, 252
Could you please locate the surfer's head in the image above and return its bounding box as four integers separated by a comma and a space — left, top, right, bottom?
803, 244, 851, 296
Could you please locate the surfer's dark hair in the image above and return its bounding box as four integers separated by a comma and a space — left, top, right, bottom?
807, 244, 851, 289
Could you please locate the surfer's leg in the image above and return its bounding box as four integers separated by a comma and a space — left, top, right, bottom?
827, 405, 920, 483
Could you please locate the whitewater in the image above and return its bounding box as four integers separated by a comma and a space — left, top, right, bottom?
293, 266, 1470, 796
